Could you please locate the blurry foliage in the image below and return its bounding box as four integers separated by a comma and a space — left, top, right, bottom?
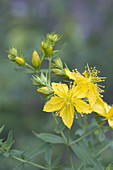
1, 0, 113, 169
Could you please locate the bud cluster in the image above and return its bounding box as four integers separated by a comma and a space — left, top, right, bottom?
41, 33, 60, 58
8, 48, 25, 66
7, 33, 64, 96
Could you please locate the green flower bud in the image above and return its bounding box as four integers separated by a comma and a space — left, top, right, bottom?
53, 58, 63, 69
9, 48, 17, 57
37, 86, 53, 95
46, 46, 53, 56
41, 41, 53, 57
15, 57, 25, 66
52, 69, 66, 76
41, 41, 48, 51
8, 54, 15, 62
32, 50, 40, 69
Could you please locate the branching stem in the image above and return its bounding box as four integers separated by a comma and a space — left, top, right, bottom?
12, 156, 48, 169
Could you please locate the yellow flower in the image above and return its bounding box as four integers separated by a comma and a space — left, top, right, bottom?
92, 98, 113, 128
43, 83, 92, 129
65, 64, 106, 107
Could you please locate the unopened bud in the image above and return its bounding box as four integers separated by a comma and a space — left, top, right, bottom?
41, 41, 47, 51
37, 86, 53, 95
9, 48, 17, 57
52, 69, 66, 76
15, 57, 25, 66
32, 50, 40, 69
8, 54, 15, 61
41, 41, 53, 57
53, 58, 63, 69
46, 46, 53, 56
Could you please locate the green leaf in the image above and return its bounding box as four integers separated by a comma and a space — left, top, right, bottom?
9, 149, 26, 156
14, 143, 50, 170
71, 140, 95, 167
94, 113, 101, 125
33, 132, 64, 144
75, 129, 85, 137
45, 145, 52, 165
98, 129, 105, 142
15, 68, 35, 74
1, 130, 14, 152
0, 125, 4, 134
93, 140, 111, 158
106, 163, 113, 170
3, 152, 9, 157
51, 157, 61, 169
28, 143, 50, 160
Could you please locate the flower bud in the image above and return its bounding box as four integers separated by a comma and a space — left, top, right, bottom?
46, 46, 53, 56
46, 33, 60, 44
15, 57, 25, 66
53, 58, 63, 69
52, 69, 66, 76
32, 50, 40, 69
8, 54, 15, 62
9, 48, 17, 57
41, 41, 48, 51
37, 86, 53, 95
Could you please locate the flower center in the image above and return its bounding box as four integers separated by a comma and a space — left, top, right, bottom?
66, 96, 72, 104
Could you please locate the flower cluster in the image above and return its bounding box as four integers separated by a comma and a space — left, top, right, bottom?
44, 64, 111, 129
7, 33, 113, 129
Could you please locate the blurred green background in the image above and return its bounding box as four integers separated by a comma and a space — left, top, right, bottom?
1, 0, 113, 169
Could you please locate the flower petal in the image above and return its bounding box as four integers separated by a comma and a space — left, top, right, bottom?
73, 98, 92, 114
87, 83, 99, 107
52, 83, 68, 97
43, 96, 65, 112
106, 105, 113, 119
59, 103, 75, 129
70, 84, 88, 98
92, 98, 106, 116
64, 68, 77, 81
108, 118, 113, 128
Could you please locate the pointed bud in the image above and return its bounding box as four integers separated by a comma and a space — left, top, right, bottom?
8, 54, 15, 62
37, 86, 53, 95
15, 57, 25, 66
53, 58, 63, 69
41, 41, 53, 57
9, 48, 17, 57
41, 41, 48, 51
32, 50, 40, 69
46, 46, 53, 56
52, 69, 66, 76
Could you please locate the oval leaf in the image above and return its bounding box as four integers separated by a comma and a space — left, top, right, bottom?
33, 132, 64, 144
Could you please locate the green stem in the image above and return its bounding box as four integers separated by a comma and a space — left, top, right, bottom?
52, 112, 67, 143
48, 56, 51, 85
70, 127, 99, 145
93, 143, 111, 158
12, 156, 48, 169
70, 120, 106, 145
25, 63, 37, 73
67, 129, 74, 169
